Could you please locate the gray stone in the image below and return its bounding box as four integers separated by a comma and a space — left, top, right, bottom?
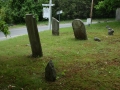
72, 19, 87, 40
94, 37, 101, 42
116, 8, 120, 21
45, 60, 56, 82
108, 29, 114, 35
25, 14, 43, 57
52, 17, 59, 35
106, 26, 114, 35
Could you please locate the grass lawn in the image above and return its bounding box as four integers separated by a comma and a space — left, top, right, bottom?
0, 21, 120, 90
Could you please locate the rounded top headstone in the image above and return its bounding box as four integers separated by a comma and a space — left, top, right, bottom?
72, 19, 87, 40
72, 19, 84, 28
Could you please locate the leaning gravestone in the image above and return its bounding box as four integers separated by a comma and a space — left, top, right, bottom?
25, 14, 43, 57
45, 60, 56, 82
52, 17, 59, 35
116, 8, 120, 21
72, 19, 87, 40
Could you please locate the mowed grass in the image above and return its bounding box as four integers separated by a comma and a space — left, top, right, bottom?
0, 21, 120, 90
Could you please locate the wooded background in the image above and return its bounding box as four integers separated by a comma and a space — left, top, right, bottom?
0, 0, 120, 24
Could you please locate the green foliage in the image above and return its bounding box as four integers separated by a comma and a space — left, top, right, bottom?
0, 2, 10, 37
53, 0, 91, 20
0, 0, 118, 24
95, 0, 120, 18
95, 0, 120, 11
0, 20, 10, 37
3, 0, 47, 23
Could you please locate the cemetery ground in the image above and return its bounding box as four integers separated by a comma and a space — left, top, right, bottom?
0, 21, 120, 90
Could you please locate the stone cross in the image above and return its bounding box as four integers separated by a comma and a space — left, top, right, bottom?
72, 19, 87, 40
25, 14, 43, 57
52, 17, 59, 35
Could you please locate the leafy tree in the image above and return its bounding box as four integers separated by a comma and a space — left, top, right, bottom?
0, 20, 10, 37
6, 0, 48, 23
95, 0, 120, 18
53, 0, 91, 20
0, 0, 10, 37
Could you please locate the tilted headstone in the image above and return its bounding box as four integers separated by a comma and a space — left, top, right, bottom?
25, 14, 43, 57
106, 26, 114, 35
116, 8, 120, 21
52, 17, 59, 35
72, 19, 87, 40
45, 60, 56, 82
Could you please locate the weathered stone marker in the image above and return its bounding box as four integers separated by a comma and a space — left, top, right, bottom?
52, 17, 59, 35
106, 26, 114, 35
94, 37, 101, 42
116, 8, 120, 21
25, 14, 43, 57
45, 60, 56, 82
72, 19, 87, 40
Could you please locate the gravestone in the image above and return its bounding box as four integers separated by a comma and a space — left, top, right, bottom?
72, 19, 87, 40
86, 18, 91, 26
45, 60, 56, 82
94, 37, 101, 42
25, 14, 43, 57
116, 8, 120, 21
52, 17, 59, 35
106, 26, 114, 35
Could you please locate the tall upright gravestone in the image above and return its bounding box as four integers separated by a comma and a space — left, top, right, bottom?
52, 17, 59, 35
72, 19, 87, 40
25, 14, 43, 57
116, 8, 120, 21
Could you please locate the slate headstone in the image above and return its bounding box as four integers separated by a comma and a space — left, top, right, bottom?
25, 14, 43, 57
52, 17, 59, 35
116, 8, 120, 21
72, 19, 87, 40
45, 60, 56, 82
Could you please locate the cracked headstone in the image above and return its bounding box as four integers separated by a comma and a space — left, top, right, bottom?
45, 60, 56, 82
72, 19, 87, 40
52, 17, 59, 36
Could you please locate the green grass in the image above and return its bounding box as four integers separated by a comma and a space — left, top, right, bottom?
0, 21, 120, 90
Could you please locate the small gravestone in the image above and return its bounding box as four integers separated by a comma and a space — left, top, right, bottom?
106, 26, 114, 35
94, 37, 101, 42
45, 60, 56, 82
86, 18, 91, 26
52, 17, 59, 35
72, 19, 87, 40
116, 8, 120, 21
